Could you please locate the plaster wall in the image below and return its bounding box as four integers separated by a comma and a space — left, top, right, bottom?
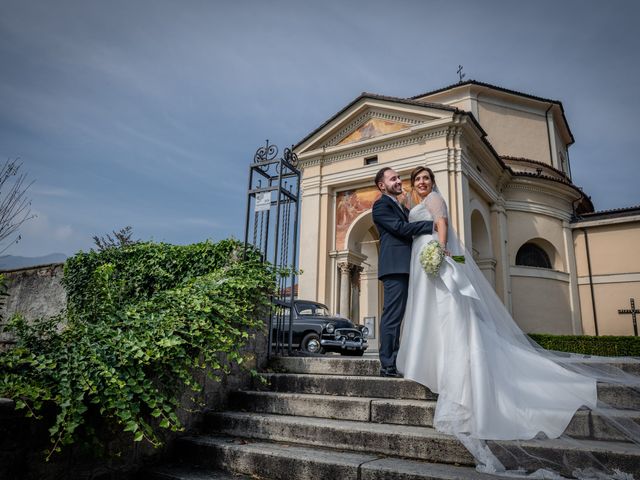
574, 222, 640, 274
578, 281, 640, 336
506, 210, 566, 271
554, 126, 568, 174
505, 207, 575, 331
477, 100, 550, 164
573, 218, 640, 335
511, 275, 573, 333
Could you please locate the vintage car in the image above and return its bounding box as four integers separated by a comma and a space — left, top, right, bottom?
271, 300, 369, 355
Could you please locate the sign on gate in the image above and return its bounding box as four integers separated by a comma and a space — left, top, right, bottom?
255, 191, 272, 212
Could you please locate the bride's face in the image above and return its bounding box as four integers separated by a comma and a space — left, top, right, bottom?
413, 171, 433, 198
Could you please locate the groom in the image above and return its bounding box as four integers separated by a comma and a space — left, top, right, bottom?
372, 167, 433, 377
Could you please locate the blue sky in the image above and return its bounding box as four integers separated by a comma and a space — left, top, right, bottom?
1, 0, 639, 257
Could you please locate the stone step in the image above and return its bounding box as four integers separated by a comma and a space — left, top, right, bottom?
204, 411, 640, 475
598, 383, 640, 410
206, 411, 474, 465
230, 390, 640, 442
172, 435, 513, 480
269, 355, 640, 377
256, 372, 640, 410
142, 465, 251, 479
255, 373, 436, 400
269, 356, 380, 376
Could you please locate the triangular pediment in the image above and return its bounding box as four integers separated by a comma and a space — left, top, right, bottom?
336, 118, 412, 146
296, 94, 455, 155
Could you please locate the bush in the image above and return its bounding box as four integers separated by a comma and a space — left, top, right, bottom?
529, 334, 640, 357
0, 239, 274, 459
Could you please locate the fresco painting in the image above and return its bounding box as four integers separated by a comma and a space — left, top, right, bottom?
335, 180, 411, 250
337, 118, 411, 146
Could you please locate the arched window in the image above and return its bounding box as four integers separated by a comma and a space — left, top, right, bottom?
516, 243, 552, 269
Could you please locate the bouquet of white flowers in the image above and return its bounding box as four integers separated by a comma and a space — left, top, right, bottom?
419, 240, 465, 276
420, 240, 445, 276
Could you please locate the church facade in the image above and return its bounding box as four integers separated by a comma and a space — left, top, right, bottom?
294, 81, 640, 348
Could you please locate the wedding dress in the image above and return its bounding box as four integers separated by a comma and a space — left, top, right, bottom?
396, 191, 640, 478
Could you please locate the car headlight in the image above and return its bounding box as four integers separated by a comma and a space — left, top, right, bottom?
325, 323, 336, 334
361, 327, 369, 338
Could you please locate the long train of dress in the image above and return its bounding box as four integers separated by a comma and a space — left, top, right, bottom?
396, 195, 640, 477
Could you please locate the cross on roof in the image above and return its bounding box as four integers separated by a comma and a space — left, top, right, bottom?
457, 65, 466, 83
618, 297, 639, 336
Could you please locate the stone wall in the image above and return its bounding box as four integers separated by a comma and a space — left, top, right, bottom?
0, 262, 66, 348
0, 330, 269, 480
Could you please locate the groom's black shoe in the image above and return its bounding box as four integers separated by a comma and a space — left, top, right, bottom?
379, 366, 401, 378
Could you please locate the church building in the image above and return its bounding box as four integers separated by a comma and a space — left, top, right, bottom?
294, 80, 640, 349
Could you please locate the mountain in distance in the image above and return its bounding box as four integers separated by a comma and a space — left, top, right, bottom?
0, 253, 68, 271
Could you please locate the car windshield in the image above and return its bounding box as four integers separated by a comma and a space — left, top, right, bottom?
296, 303, 330, 316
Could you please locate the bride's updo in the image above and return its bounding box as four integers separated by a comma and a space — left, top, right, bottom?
409, 166, 436, 207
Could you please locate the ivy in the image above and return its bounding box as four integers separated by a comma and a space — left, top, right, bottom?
0, 239, 274, 459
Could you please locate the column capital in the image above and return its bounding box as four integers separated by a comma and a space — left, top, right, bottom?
330, 249, 368, 268
338, 262, 352, 274
491, 197, 507, 214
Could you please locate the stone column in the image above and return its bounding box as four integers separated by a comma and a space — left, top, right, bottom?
563, 220, 583, 334
337, 262, 352, 316
350, 265, 364, 322
476, 258, 497, 286
491, 197, 512, 312
298, 176, 321, 301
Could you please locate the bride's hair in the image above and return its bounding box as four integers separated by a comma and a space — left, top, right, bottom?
409, 166, 436, 207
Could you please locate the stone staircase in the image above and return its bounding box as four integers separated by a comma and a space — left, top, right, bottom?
145, 356, 640, 479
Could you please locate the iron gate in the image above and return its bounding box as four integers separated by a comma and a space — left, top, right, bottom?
243, 141, 300, 357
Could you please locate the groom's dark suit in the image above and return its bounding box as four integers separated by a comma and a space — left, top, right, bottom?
372, 194, 433, 370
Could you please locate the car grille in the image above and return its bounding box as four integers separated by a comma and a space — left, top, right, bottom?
334, 328, 362, 341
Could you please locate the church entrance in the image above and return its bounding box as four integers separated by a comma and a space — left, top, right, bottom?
337, 209, 381, 352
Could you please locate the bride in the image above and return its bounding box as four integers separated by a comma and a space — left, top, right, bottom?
396, 166, 640, 478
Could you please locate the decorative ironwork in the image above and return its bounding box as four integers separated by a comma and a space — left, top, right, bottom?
618, 298, 640, 337
244, 140, 301, 357
283, 146, 299, 167
254, 140, 278, 163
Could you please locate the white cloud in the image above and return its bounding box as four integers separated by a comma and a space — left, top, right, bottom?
31, 185, 77, 198
9, 210, 83, 257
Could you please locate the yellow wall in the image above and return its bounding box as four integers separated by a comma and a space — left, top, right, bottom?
511, 275, 573, 333
507, 210, 566, 271
578, 282, 640, 336
477, 100, 551, 164
574, 222, 640, 275
573, 218, 640, 335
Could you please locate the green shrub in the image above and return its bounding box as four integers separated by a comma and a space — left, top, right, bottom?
529, 334, 640, 356
63, 238, 245, 317
0, 239, 274, 459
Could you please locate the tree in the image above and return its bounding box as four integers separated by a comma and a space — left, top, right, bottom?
0, 158, 35, 254
92, 225, 139, 251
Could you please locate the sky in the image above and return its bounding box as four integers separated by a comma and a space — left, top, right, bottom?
1, 0, 639, 257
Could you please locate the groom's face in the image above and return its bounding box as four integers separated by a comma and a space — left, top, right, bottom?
379, 169, 403, 196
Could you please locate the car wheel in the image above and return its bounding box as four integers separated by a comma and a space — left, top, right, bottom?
341, 350, 365, 356
301, 332, 324, 354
